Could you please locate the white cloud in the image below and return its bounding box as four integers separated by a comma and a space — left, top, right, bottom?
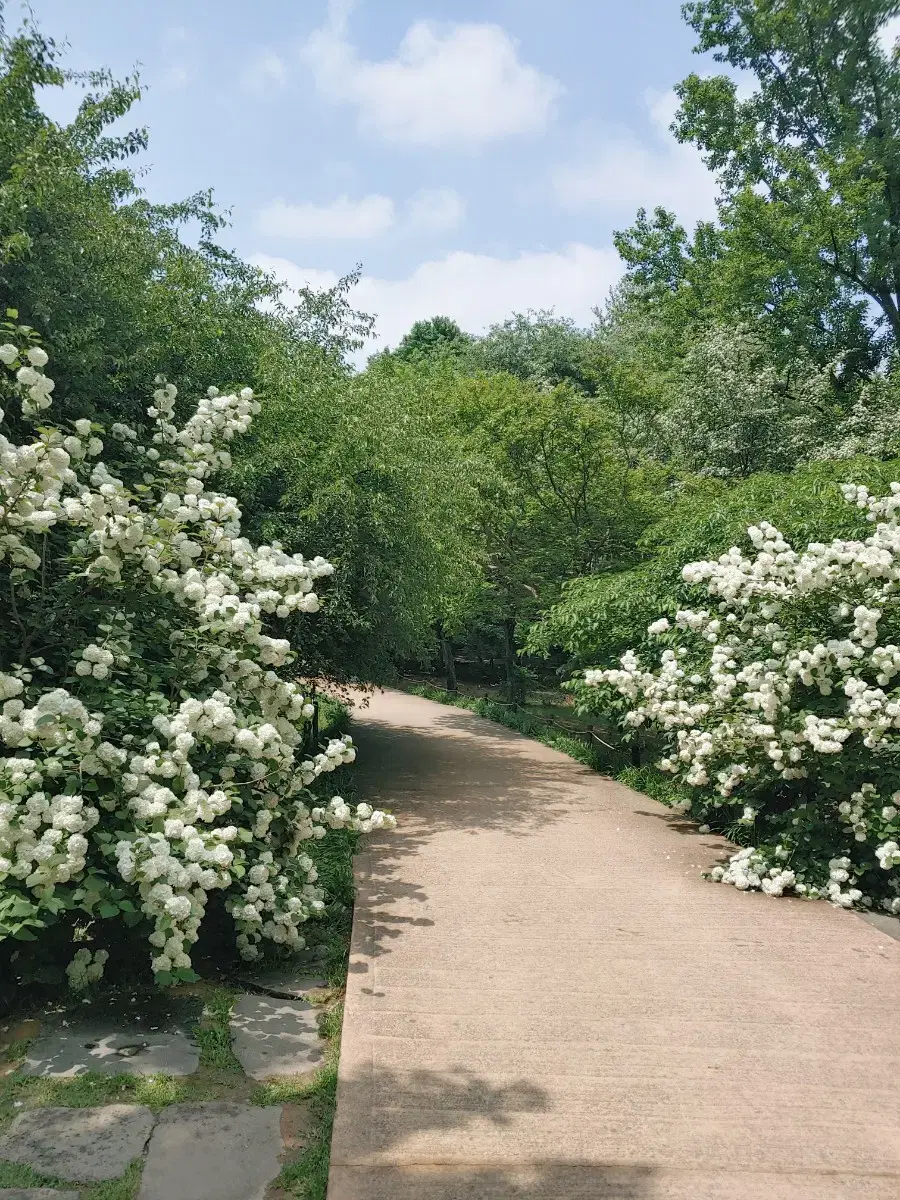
301, 3, 562, 147
878, 15, 900, 55
242, 51, 288, 93
258, 194, 395, 240
257, 187, 465, 241
254, 243, 621, 355
405, 188, 465, 234
552, 88, 719, 226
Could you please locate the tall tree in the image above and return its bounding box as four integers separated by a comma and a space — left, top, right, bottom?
447, 372, 659, 699
394, 316, 472, 363
467, 311, 597, 393
675, 0, 900, 364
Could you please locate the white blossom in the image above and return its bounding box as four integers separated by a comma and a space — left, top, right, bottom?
0, 345, 396, 981
581, 484, 900, 910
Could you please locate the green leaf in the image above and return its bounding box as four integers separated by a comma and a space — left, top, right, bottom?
98, 902, 119, 918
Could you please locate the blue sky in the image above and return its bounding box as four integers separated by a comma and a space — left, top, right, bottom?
22, 0, 723, 352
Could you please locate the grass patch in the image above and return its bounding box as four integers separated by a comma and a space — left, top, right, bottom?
85, 1160, 145, 1200
616, 765, 693, 808
0, 1068, 236, 1133
0, 1155, 144, 1199
194, 986, 242, 1071
255, 1002, 343, 1200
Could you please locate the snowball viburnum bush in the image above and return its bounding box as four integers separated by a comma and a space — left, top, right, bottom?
576, 485, 900, 914
0, 322, 394, 985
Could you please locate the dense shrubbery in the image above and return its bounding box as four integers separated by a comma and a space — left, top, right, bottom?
0, 322, 394, 986
574, 484, 900, 912
6, 0, 900, 953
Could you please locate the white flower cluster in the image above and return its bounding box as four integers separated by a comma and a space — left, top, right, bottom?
0, 342, 53, 417
583, 484, 900, 912
0, 339, 396, 983
66, 947, 109, 991
710, 848, 796, 896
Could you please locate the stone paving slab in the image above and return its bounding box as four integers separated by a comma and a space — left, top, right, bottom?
326, 688, 900, 1200
230, 994, 323, 1079
137, 1102, 282, 1200
0, 1191, 81, 1200
0, 1105, 154, 1182
21, 1027, 198, 1077
235, 966, 328, 1000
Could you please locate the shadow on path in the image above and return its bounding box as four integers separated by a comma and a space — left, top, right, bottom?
329, 691, 900, 1200
346, 706, 591, 965
329, 1059, 657, 1199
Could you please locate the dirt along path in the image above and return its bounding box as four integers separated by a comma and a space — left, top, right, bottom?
327, 689, 900, 1200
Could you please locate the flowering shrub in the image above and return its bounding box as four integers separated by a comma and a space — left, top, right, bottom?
575, 483, 900, 914
0, 316, 394, 985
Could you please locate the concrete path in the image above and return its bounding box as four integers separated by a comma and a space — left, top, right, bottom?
328, 690, 900, 1200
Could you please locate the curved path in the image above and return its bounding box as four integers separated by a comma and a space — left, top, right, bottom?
327, 690, 900, 1200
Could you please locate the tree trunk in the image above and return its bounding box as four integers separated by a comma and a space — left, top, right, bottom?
307, 686, 320, 754
502, 617, 525, 706
435, 622, 457, 693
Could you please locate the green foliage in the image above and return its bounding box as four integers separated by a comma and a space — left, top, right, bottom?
232, 352, 480, 683
674, 0, 899, 363
534, 458, 900, 667
662, 323, 841, 477
616, 765, 695, 813
394, 315, 471, 363
0, 26, 293, 429
465, 310, 597, 392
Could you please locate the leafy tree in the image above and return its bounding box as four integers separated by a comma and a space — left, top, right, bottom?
0, 18, 358, 432
448, 372, 659, 699
394, 316, 471, 363
533, 456, 900, 669
675, 0, 900, 362
612, 207, 723, 367
466, 311, 597, 393
233, 352, 481, 686
816, 364, 900, 460
662, 322, 841, 476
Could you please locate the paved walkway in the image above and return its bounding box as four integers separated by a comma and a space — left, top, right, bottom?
328, 690, 900, 1200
